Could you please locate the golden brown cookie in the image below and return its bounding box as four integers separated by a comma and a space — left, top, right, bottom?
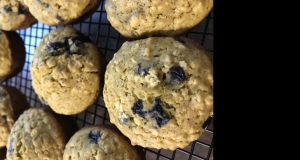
63, 125, 141, 160
6, 108, 66, 160
103, 37, 213, 150
0, 0, 36, 31
105, 0, 213, 38
23, 0, 101, 26
0, 30, 26, 83
0, 85, 30, 148
30, 27, 103, 115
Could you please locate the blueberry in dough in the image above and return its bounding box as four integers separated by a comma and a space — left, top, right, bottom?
131, 99, 146, 119
4, 6, 12, 13
148, 98, 170, 128
55, 14, 64, 21
168, 66, 186, 85
88, 130, 101, 144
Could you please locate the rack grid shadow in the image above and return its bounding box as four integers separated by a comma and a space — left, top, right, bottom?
2, 2, 214, 160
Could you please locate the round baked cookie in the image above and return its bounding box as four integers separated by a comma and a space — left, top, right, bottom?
63, 125, 141, 160
0, 0, 36, 31
5, 108, 65, 160
105, 0, 213, 38
0, 85, 30, 148
23, 0, 101, 26
103, 37, 213, 150
0, 30, 26, 83
30, 27, 102, 115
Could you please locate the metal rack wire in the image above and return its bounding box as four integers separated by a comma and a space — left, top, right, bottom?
2, 1, 213, 159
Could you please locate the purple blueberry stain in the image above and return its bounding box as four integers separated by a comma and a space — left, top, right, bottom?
131, 99, 146, 119
47, 34, 90, 56
4, 6, 12, 13
137, 64, 150, 76
47, 42, 65, 56
88, 130, 101, 144
168, 66, 186, 85
143, 68, 150, 76
137, 64, 142, 75
55, 14, 64, 21
47, 42, 65, 50
148, 98, 170, 128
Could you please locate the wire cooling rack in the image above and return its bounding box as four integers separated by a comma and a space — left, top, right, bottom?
2, 1, 213, 160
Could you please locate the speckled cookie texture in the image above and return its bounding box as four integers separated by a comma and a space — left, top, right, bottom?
0, 85, 30, 148
63, 125, 141, 160
23, 0, 101, 26
0, 0, 36, 31
30, 27, 102, 115
103, 37, 214, 150
105, 0, 213, 38
0, 30, 26, 83
6, 108, 65, 160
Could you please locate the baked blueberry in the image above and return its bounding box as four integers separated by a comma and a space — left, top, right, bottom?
88, 130, 101, 144
4, 6, 12, 13
131, 99, 146, 119
168, 66, 186, 85
55, 14, 64, 21
47, 42, 65, 56
148, 98, 170, 128
137, 64, 150, 76
47, 42, 65, 50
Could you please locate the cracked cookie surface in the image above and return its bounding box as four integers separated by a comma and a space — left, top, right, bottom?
6, 108, 65, 160
63, 125, 141, 160
30, 27, 102, 115
103, 37, 213, 150
105, 0, 213, 38
0, 0, 36, 31
23, 0, 101, 26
